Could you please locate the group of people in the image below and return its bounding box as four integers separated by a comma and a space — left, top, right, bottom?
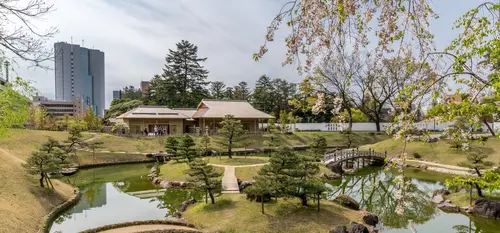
143, 125, 167, 136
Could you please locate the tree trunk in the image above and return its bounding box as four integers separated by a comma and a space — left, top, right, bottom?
228, 144, 232, 159
346, 107, 353, 130
205, 191, 208, 204
375, 120, 381, 132
300, 195, 308, 206
483, 118, 495, 136
39, 172, 45, 188
209, 190, 215, 204
317, 193, 320, 212
261, 194, 265, 214
46, 176, 54, 189
475, 183, 484, 197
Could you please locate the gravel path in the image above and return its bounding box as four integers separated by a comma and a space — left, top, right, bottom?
208, 163, 268, 194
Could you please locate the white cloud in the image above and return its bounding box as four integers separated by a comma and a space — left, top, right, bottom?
10, 0, 480, 108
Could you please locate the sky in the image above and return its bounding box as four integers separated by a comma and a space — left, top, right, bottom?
11, 0, 481, 108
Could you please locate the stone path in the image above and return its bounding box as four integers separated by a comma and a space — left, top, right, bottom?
99, 224, 199, 233
403, 159, 496, 176
209, 163, 268, 194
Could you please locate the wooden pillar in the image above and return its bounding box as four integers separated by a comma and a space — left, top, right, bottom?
255, 119, 257, 134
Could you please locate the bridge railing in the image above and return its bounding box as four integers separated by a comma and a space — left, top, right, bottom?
323, 148, 387, 163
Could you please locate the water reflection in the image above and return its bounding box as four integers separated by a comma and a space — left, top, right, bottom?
326, 168, 500, 233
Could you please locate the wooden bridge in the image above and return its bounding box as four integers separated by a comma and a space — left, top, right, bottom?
323, 148, 387, 167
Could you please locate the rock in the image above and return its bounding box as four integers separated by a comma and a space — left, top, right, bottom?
474, 199, 500, 219
246, 193, 271, 203
171, 211, 182, 218
432, 189, 451, 197
327, 162, 344, 175
179, 198, 196, 212
362, 212, 379, 226
179, 182, 187, 187
239, 181, 253, 191
444, 199, 452, 204
348, 223, 369, 233
419, 164, 428, 170
324, 173, 342, 180
460, 206, 474, 214
431, 194, 444, 204
152, 177, 160, 184
334, 194, 360, 210
437, 202, 460, 212
330, 226, 347, 233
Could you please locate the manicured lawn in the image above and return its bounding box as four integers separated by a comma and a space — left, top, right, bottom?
362, 137, 500, 167
159, 160, 225, 181
204, 156, 269, 166
0, 129, 92, 160
73, 151, 147, 165
235, 162, 335, 181
94, 134, 166, 153
445, 190, 500, 207
235, 166, 262, 181
94, 131, 390, 153
183, 194, 364, 233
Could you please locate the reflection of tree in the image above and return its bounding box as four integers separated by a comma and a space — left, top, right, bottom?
82, 183, 103, 207
53, 212, 72, 224
326, 168, 437, 229
455, 217, 500, 233
156, 189, 203, 213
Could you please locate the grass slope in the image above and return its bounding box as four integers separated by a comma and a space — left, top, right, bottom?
183, 194, 363, 233
204, 156, 269, 166
363, 137, 500, 167
235, 162, 335, 181
0, 129, 91, 160
0, 148, 74, 233
95, 132, 390, 153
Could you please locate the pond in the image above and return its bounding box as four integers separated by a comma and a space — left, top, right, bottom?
326, 167, 500, 233
49, 164, 203, 233
50, 163, 500, 233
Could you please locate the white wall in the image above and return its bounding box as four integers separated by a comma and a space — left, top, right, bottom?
288, 122, 500, 132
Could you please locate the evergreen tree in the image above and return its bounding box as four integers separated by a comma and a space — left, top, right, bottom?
186, 159, 222, 204
23, 151, 58, 188
309, 135, 327, 161
251, 147, 326, 207
272, 78, 297, 116
165, 136, 179, 160
63, 121, 87, 156
210, 81, 226, 99
233, 81, 251, 100
252, 75, 275, 113
224, 87, 234, 100
40, 137, 68, 163
198, 134, 212, 156
121, 86, 143, 100
215, 115, 247, 158
144, 40, 209, 107
263, 119, 281, 151
86, 141, 105, 163
457, 151, 494, 197
177, 135, 199, 163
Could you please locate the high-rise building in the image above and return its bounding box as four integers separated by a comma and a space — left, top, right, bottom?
112, 90, 122, 100
54, 42, 105, 116
140, 81, 150, 96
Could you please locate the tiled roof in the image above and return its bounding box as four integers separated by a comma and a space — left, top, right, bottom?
116, 106, 189, 119
192, 99, 274, 119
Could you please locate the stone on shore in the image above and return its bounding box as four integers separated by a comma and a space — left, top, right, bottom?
474, 199, 500, 219
333, 194, 360, 210
431, 194, 444, 204
329, 226, 347, 233
362, 212, 379, 226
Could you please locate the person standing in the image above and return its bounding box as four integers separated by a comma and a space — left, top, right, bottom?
154, 125, 158, 136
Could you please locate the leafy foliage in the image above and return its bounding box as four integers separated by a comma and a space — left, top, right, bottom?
0, 77, 36, 137
309, 135, 327, 161
104, 98, 142, 120
120, 86, 143, 100
165, 136, 179, 159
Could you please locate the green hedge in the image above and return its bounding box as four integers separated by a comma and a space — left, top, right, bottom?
80, 220, 199, 233
39, 190, 81, 233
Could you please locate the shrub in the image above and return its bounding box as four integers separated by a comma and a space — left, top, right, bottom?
368, 132, 375, 136
413, 152, 421, 159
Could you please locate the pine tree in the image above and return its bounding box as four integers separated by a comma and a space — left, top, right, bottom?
309, 135, 327, 161
252, 75, 275, 113
263, 119, 281, 151
186, 159, 222, 204
233, 81, 251, 100
210, 81, 226, 99
165, 137, 179, 160
177, 135, 199, 163
40, 137, 68, 163
224, 87, 234, 100
198, 134, 212, 156
147, 40, 210, 107
215, 115, 247, 158
23, 151, 58, 188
